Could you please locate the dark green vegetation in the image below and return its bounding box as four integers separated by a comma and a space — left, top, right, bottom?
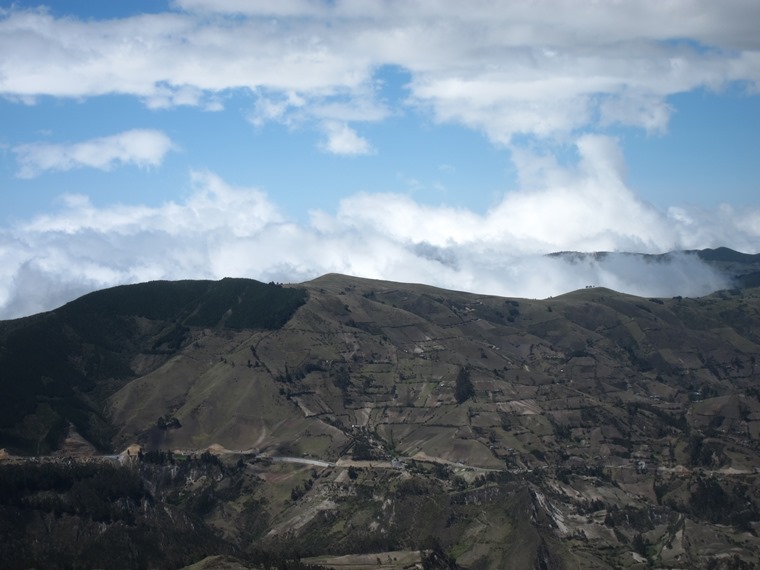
3, 250, 760, 568
0, 278, 306, 455
0, 459, 223, 570
66, 278, 307, 330
454, 367, 474, 404
0, 455, 330, 570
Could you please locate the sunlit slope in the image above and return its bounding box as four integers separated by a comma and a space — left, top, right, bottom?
111, 273, 760, 473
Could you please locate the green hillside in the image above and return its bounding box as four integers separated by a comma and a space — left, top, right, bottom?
0, 279, 306, 455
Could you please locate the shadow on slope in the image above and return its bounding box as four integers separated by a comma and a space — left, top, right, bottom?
0, 279, 307, 455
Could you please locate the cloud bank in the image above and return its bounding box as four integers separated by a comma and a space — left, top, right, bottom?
1, 2, 759, 144
1, 135, 756, 319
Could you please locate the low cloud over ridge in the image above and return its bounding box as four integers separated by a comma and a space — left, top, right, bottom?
0, 135, 755, 319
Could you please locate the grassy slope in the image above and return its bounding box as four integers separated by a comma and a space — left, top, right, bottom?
0, 278, 307, 455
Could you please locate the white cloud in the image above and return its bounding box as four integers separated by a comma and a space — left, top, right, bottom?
325, 136, 676, 253
320, 121, 373, 155
1, 2, 758, 142
1, 138, 759, 319
598, 93, 674, 134
12, 129, 175, 178
172, 0, 329, 18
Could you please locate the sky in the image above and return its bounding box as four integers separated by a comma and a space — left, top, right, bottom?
1, 0, 760, 319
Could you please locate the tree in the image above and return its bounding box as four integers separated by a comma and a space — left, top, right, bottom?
455, 367, 474, 404
334, 367, 351, 391
632, 533, 648, 557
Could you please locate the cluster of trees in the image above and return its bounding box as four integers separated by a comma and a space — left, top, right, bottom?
688, 477, 759, 530
276, 361, 326, 384
0, 455, 330, 569
0, 461, 149, 524
505, 300, 521, 322
156, 415, 182, 430
687, 433, 726, 467
351, 432, 386, 461
454, 367, 474, 404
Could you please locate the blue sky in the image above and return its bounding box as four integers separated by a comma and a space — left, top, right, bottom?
1, 0, 759, 317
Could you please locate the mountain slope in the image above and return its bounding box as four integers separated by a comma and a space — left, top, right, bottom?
0, 278, 306, 455
3, 270, 760, 568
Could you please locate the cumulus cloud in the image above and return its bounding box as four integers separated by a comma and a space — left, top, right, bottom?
1, 136, 758, 320
324, 136, 676, 253
12, 129, 175, 178
320, 121, 373, 155
1, 2, 759, 144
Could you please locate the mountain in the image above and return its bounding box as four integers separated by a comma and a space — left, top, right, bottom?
694, 247, 760, 288
550, 246, 760, 290
2, 256, 760, 569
